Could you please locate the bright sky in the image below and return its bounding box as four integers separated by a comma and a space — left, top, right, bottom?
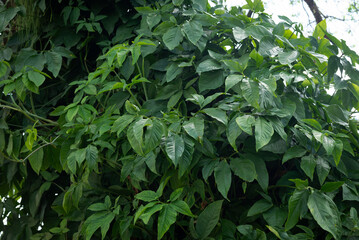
226, 0, 359, 52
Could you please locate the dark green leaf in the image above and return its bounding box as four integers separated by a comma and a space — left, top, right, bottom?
247, 199, 273, 217
28, 148, 44, 175
230, 158, 256, 182
196, 200, 223, 239
165, 134, 185, 166
183, 117, 204, 142
183, 20, 203, 45
135, 190, 160, 202
214, 161, 232, 199
285, 189, 309, 231
196, 59, 222, 73
163, 26, 183, 50
158, 204, 177, 239
300, 155, 316, 180
255, 117, 274, 151
203, 108, 228, 125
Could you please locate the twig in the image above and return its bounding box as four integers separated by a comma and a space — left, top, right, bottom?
21, 135, 60, 162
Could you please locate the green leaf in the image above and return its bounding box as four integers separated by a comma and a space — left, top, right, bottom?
203, 108, 228, 125
166, 63, 183, 82
135, 190, 160, 202
263, 207, 287, 227
199, 70, 224, 92
247, 199, 273, 217
255, 117, 274, 151
285, 189, 309, 231
140, 204, 163, 224
227, 116, 242, 151
249, 48, 263, 66
171, 200, 195, 217
313, 19, 326, 39
250, 156, 268, 191
214, 161, 232, 199
307, 191, 342, 240
333, 139, 343, 166
144, 119, 164, 153
225, 74, 242, 93
233, 27, 248, 42
45, 51, 62, 77
325, 104, 349, 126
163, 26, 183, 50
127, 118, 149, 156
300, 155, 316, 181
28, 71, 46, 87
321, 181, 344, 193
196, 59, 222, 73
183, 117, 204, 142
316, 156, 331, 185
240, 79, 260, 109
134, 202, 157, 223
196, 200, 223, 239
85, 145, 98, 171
183, 20, 203, 45
301, 119, 322, 131
278, 50, 299, 65
111, 115, 136, 136
84, 211, 115, 240
28, 148, 44, 175
230, 158, 256, 182
236, 115, 255, 135
165, 133, 185, 166
158, 204, 177, 239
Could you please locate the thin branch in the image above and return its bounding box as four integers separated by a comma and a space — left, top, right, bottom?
21, 135, 60, 162
303, 0, 323, 24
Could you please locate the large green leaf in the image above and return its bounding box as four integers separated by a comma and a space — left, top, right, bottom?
307, 191, 342, 239
84, 211, 116, 240
127, 118, 149, 156
247, 199, 273, 217
230, 158, 256, 182
196, 59, 222, 73
203, 108, 228, 125
28, 148, 44, 175
45, 51, 62, 77
236, 115, 255, 135
214, 161, 232, 199
255, 117, 274, 151
285, 189, 309, 231
316, 156, 331, 185
165, 133, 185, 166
240, 79, 260, 109
163, 26, 183, 50
183, 20, 203, 45
199, 70, 224, 92
196, 200, 223, 239
183, 117, 204, 142
300, 155, 316, 180
225, 74, 243, 93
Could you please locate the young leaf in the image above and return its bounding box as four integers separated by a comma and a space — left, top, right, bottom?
196, 200, 223, 239
307, 191, 342, 240
214, 161, 232, 199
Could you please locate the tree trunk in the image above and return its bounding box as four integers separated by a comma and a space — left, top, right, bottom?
304, 0, 323, 24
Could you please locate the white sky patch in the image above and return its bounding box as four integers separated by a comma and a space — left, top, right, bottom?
225, 0, 359, 52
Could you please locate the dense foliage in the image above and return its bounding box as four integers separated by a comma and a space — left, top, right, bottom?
2, 0, 359, 239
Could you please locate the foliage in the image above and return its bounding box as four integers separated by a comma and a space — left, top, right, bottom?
1, 0, 359, 239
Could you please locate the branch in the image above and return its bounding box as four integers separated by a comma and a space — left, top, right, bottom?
303, 0, 323, 24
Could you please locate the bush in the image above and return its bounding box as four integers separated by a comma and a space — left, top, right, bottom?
1, 0, 359, 239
